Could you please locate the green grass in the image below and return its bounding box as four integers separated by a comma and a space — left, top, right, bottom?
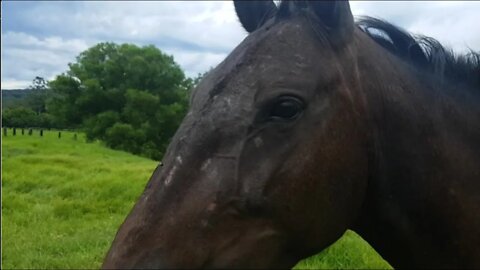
2, 130, 157, 269
294, 230, 392, 269
2, 130, 392, 269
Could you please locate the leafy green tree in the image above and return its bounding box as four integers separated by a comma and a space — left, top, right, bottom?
30, 76, 48, 90
104, 123, 145, 155
83, 111, 120, 141
1, 106, 56, 128
36, 113, 55, 128
47, 75, 83, 127
122, 89, 160, 127
2, 107, 37, 127
26, 76, 49, 114
47, 42, 193, 160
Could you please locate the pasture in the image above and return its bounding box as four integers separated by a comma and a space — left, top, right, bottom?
2, 130, 391, 269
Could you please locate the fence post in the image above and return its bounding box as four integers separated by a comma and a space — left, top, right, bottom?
29, 129, 33, 136
73, 133, 77, 140
40, 129, 43, 137
13, 128, 16, 136
3, 127, 6, 136
22, 128, 25, 135
58, 131, 61, 139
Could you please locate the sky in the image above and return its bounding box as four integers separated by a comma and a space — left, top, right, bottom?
2, 1, 480, 89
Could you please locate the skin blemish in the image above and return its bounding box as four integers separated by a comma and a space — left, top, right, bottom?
207, 203, 217, 212
176, 156, 183, 164
201, 159, 212, 171
254, 136, 263, 148
209, 169, 218, 179
225, 97, 232, 107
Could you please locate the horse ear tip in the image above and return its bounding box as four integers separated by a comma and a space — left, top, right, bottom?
233, 0, 278, 34
307, 0, 354, 45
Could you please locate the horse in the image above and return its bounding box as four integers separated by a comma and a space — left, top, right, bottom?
102, 1, 480, 268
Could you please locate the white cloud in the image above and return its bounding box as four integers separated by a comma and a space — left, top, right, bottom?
1, 31, 94, 88
164, 49, 228, 78
2, 1, 248, 88
2, 1, 479, 89
3, 32, 90, 54
1, 79, 32, 89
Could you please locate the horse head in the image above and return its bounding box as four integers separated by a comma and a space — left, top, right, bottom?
103, 1, 375, 268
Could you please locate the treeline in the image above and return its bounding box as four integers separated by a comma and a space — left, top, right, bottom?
2, 42, 205, 160
3, 77, 55, 128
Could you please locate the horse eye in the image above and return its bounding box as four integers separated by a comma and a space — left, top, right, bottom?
269, 96, 304, 121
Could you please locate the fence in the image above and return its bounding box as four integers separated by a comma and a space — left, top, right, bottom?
2, 127, 78, 140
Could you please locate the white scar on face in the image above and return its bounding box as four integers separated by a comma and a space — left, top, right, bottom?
164, 165, 178, 186
165, 156, 183, 186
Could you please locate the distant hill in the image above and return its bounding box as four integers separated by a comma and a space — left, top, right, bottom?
1, 89, 32, 110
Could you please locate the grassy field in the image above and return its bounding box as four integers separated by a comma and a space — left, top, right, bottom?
2, 129, 392, 269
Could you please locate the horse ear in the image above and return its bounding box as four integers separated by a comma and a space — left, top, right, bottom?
234, 0, 278, 33
308, 0, 354, 45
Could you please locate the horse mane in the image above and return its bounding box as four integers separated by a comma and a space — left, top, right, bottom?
275, 1, 479, 90
356, 17, 480, 90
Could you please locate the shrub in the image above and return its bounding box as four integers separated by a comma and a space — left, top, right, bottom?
83, 111, 120, 142
104, 123, 145, 155
2, 107, 37, 127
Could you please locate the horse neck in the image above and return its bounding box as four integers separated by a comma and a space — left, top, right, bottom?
350, 30, 480, 268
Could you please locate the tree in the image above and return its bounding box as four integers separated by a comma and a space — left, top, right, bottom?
83, 111, 120, 141
1, 76, 60, 128
26, 76, 49, 114
47, 42, 192, 160
31, 76, 48, 90
104, 123, 146, 155
47, 75, 83, 127
2, 107, 37, 127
